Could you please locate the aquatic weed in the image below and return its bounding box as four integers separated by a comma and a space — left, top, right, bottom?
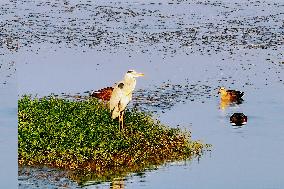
18, 95, 207, 182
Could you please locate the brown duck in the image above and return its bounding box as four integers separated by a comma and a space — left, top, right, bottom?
218, 87, 244, 101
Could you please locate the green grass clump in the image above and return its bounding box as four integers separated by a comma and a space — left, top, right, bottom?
18, 95, 207, 181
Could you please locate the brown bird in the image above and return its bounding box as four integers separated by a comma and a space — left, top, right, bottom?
91, 87, 113, 101
218, 87, 244, 101
218, 87, 244, 110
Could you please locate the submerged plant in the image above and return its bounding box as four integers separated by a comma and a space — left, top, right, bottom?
18, 95, 208, 183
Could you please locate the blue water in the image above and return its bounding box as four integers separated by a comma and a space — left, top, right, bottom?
2, 0, 284, 188
0, 61, 17, 189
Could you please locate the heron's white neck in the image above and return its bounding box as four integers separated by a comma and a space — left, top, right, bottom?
123, 74, 136, 91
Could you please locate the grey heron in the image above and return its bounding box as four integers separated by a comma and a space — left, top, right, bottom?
109, 70, 144, 130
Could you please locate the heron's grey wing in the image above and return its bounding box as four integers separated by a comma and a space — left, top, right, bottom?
110, 86, 125, 119
109, 84, 124, 111
118, 93, 131, 111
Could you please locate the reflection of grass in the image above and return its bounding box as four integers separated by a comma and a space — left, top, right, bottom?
18, 95, 208, 182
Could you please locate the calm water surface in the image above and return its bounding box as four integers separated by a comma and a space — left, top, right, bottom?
0, 59, 17, 188
17, 48, 284, 189
2, 0, 284, 188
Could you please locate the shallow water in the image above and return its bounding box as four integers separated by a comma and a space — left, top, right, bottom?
2, 0, 283, 188
0, 59, 17, 188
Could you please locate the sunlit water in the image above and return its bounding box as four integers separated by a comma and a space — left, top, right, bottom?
2, 0, 283, 188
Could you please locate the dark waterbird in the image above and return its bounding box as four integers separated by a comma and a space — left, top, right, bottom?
230, 113, 247, 126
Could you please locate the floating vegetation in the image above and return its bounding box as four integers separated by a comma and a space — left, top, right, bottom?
133, 82, 214, 112
0, 61, 16, 85
66, 81, 216, 114
18, 95, 208, 182
2, 0, 283, 57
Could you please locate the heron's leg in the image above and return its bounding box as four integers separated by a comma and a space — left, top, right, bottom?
118, 113, 121, 131
121, 111, 124, 130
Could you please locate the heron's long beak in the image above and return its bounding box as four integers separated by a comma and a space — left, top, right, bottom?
135, 73, 144, 77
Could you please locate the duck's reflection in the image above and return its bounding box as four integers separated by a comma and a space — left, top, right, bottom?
219, 98, 243, 110
110, 177, 125, 189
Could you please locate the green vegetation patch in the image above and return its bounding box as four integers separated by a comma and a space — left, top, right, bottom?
18, 95, 207, 181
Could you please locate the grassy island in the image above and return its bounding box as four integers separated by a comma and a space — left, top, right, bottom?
18, 95, 208, 181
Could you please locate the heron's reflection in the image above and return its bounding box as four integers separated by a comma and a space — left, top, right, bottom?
110, 177, 125, 189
